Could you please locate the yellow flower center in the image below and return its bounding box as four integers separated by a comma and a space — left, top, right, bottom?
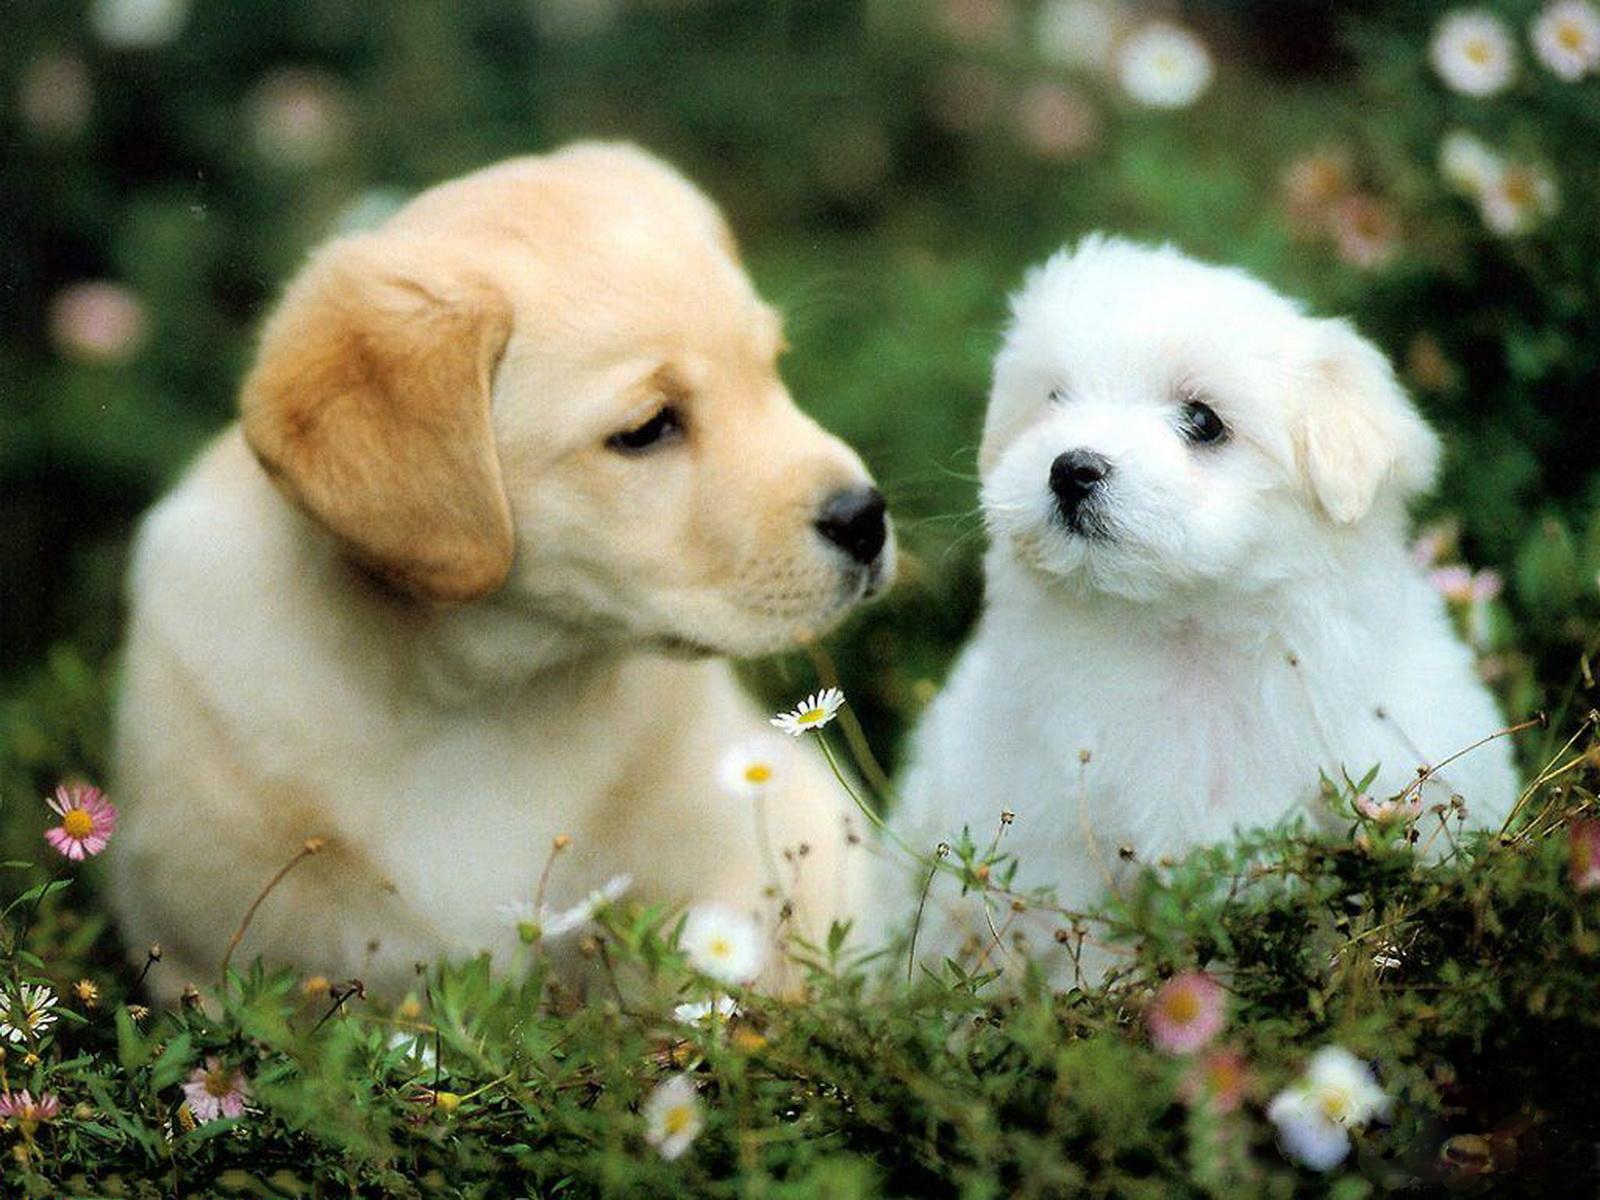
1319, 1087, 1353, 1124
708, 937, 732, 960
798, 707, 826, 725
1501, 169, 1537, 207
663, 1105, 694, 1135
743, 763, 773, 785
1163, 988, 1201, 1025
204, 1070, 233, 1099
1559, 23, 1586, 50
1464, 37, 1493, 65
62, 809, 93, 839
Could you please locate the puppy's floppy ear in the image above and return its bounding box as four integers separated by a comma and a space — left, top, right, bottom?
1294, 319, 1440, 525
242, 234, 515, 602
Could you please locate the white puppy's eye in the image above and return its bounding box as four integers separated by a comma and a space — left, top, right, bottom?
607, 406, 684, 454
1048, 387, 1068, 405
1179, 399, 1228, 446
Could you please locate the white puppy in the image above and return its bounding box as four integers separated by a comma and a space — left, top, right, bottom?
888, 237, 1517, 981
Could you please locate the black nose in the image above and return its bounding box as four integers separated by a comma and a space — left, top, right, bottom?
816, 486, 888, 566
1050, 449, 1112, 517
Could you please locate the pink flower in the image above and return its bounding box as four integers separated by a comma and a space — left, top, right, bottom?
47, 281, 148, 364
1147, 971, 1226, 1055
1330, 194, 1400, 271
1179, 1046, 1251, 1113
181, 1057, 249, 1122
1469, 569, 1503, 602
1012, 82, 1101, 161
1429, 565, 1474, 603
1570, 820, 1600, 893
1410, 522, 1457, 568
1355, 794, 1424, 824
0, 1089, 61, 1130
44, 784, 117, 861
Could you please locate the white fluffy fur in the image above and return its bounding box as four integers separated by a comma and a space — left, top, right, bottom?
887, 237, 1517, 981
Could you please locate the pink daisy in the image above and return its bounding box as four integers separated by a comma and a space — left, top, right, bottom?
1355, 794, 1425, 824
0, 1089, 61, 1129
1570, 819, 1600, 893
1179, 1046, 1252, 1113
181, 1057, 249, 1122
1147, 970, 1226, 1055
44, 783, 117, 861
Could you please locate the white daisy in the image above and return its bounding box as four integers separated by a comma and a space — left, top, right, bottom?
1429, 11, 1516, 96
1479, 161, 1559, 235
1267, 1047, 1390, 1171
717, 740, 787, 800
1115, 22, 1214, 109
0, 985, 58, 1044
643, 1073, 703, 1161
680, 904, 768, 986
497, 874, 633, 944
1532, 1, 1600, 79
1438, 130, 1502, 195
770, 688, 846, 737
673, 996, 741, 1025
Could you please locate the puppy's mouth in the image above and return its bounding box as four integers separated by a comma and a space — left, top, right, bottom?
1055, 503, 1115, 542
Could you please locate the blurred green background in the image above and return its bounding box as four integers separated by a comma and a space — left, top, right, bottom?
4, 0, 1599, 787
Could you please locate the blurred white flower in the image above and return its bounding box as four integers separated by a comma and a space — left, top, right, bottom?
1116, 22, 1214, 109
1034, 0, 1124, 69
48, 282, 148, 364
1013, 82, 1101, 161
1532, 1, 1600, 79
1479, 161, 1559, 235
89, 0, 191, 48
1429, 10, 1516, 96
1267, 1047, 1390, 1171
680, 903, 767, 985
534, 0, 623, 40
247, 68, 354, 169
19, 53, 92, 141
643, 1074, 703, 1161
718, 740, 786, 802
497, 874, 632, 943
1438, 130, 1501, 195
673, 996, 740, 1025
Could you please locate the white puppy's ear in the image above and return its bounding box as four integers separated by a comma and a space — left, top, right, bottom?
1294, 320, 1440, 525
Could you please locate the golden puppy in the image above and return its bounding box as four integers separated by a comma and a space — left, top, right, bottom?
109, 143, 893, 999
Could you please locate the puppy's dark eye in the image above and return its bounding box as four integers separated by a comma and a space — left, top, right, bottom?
1048, 387, 1068, 404
607, 406, 683, 453
1180, 400, 1228, 446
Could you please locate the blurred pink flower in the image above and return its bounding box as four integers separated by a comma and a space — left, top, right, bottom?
1179, 1046, 1251, 1113
1410, 520, 1458, 568
1279, 150, 1352, 235
1147, 970, 1225, 1054
247, 68, 354, 169
182, 1057, 249, 1122
19, 52, 92, 141
48, 281, 148, 364
1430, 565, 1474, 602
1330, 194, 1399, 270
937, 0, 1015, 46
44, 783, 117, 861
1013, 82, 1101, 161
1569, 819, 1600, 892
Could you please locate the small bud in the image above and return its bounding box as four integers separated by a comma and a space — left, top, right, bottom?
999, 810, 1015, 825
1078, 749, 1092, 764
1117, 844, 1136, 861
517, 921, 542, 945
147, 943, 163, 962
396, 998, 422, 1021
303, 836, 328, 854
974, 865, 990, 884
433, 1091, 462, 1116
1053, 928, 1072, 944
552, 834, 572, 851
1010, 899, 1026, 913
936, 842, 951, 858
302, 975, 331, 998
180, 983, 202, 1009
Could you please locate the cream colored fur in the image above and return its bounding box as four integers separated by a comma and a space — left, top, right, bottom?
110, 144, 892, 999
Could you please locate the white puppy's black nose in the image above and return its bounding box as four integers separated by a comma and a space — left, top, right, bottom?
816, 486, 888, 566
1050, 449, 1112, 519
